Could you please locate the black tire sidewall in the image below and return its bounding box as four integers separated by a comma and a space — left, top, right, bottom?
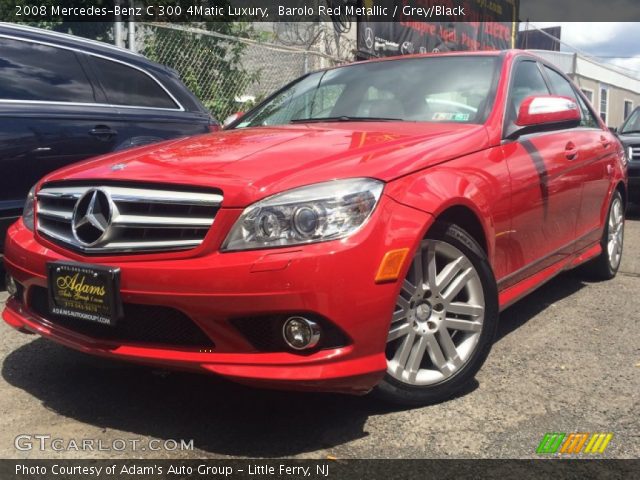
375, 222, 499, 406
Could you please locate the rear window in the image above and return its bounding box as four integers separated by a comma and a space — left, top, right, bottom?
90, 56, 178, 109
0, 37, 96, 103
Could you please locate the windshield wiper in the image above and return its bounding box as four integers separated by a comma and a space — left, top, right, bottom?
290, 116, 402, 124
621, 130, 640, 134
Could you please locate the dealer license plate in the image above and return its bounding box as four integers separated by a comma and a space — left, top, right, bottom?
47, 262, 123, 326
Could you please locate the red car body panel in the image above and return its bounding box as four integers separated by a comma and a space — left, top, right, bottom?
2, 50, 627, 394
37, 122, 491, 207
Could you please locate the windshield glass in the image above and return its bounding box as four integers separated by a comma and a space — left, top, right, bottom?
235, 56, 499, 128
620, 108, 640, 133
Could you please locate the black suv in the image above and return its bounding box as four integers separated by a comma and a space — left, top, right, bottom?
0, 23, 218, 262
616, 107, 640, 201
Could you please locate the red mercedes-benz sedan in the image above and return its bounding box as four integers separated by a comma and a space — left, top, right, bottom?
2, 51, 627, 405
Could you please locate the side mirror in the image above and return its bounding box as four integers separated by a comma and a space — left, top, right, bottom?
223, 111, 244, 129
516, 95, 581, 128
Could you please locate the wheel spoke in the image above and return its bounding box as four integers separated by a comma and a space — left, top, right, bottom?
447, 302, 484, 317
406, 336, 428, 381
444, 317, 482, 332
437, 329, 462, 368
393, 330, 417, 370
442, 267, 473, 302
402, 279, 417, 296
396, 296, 410, 311
392, 308, 407, 322
387, 322, 411, 342
426, 245, 437, 289
425, 335, 449, 373
435, 257, 465, 293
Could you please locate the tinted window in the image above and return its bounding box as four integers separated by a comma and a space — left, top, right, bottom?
543, 66, 577, 100
620, 108, 640, 134
544, 66, 598, 128
0, 38, 95, 102
91, 57, 177, 109
508, 61, 550, 122
237, 56, 499, 127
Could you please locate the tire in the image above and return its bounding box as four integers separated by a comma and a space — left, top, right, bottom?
374, 222, 499, 406
581, 191, 625, 280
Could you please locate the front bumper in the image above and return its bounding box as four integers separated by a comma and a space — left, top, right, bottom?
2, 195, 431, 394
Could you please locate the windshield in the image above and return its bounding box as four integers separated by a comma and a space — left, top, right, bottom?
235, 56, 499, 128
620, 108, 640, 133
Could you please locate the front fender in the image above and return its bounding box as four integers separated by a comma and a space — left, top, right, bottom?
384, 146, 512, 277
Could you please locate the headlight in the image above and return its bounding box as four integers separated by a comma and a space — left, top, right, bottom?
222, 178, 384, 251
22, 185, 36, 232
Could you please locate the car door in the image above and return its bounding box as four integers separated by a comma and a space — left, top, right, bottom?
541, 66, 617, 252
501, 59, 584, 281
84, 55, 210, 150
0, 36, 117, 244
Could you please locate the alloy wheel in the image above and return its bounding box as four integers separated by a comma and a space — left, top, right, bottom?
607, 196, 624, 271
386, 240, 485, 386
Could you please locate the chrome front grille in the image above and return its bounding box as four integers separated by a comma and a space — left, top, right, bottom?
630, 146, 640, 162
36, 184, 222, 254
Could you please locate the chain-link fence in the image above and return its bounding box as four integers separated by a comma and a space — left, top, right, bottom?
136, 23, 350, 121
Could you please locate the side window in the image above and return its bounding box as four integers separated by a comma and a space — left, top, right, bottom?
543, 66, 578, 101
508, 61, 550, 123
90, 57, 178, 109
544, 66, 597, 128
0, 38, 95, 102
574, 91, 600, 128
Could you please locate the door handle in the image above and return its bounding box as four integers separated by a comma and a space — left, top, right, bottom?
89, 126, 118, 139
565, 142, 579, 161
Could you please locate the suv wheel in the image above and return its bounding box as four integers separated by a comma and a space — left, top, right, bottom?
375, 223, 498, 406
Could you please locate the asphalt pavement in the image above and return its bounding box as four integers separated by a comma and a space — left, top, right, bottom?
1, 207, 638, 459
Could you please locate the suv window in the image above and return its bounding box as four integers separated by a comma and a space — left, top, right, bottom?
0, 37, 96, 103
90, 56, 178, 109
508, 61, 550, 123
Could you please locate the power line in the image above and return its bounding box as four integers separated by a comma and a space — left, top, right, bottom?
525, 22, 640, 77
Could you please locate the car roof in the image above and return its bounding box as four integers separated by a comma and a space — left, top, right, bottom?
0, 22, 167, 72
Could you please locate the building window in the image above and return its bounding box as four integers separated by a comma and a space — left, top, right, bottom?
624, 100, 634, 120
581, 89, 594, 104
599, 87, 609, 125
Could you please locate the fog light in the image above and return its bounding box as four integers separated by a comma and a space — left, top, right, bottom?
282, 316, 321, 350
6, 274, 18, 297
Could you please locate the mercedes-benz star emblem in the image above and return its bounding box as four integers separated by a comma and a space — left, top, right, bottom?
364, 27, 374, 50
72, 189, 113, 246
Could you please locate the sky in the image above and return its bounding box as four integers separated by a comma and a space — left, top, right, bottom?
526, 23, 640, 76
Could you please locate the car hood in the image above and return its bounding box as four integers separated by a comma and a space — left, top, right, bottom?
44, 122, 490, 207
617, 133, 640, 145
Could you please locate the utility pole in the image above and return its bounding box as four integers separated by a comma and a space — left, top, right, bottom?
128, 0, 136, 52
114, 0, 124, 47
